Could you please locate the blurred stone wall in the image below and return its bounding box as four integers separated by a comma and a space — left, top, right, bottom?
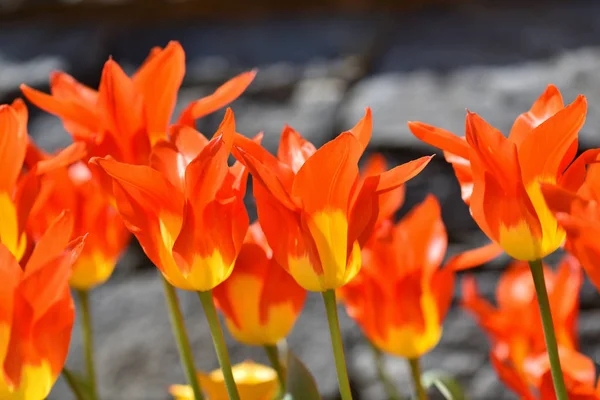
2, 1, 600, 399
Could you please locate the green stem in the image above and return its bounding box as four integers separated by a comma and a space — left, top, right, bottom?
264, 344, 286, 397
61, 367, 89, 400
161, 277, 205, 400
528, 259, 568, 400
322, 290, 353, 400
77, 290, 99, 400
408, 358, 427, 400
369, 343, 403, 400
198, 290, 240, 400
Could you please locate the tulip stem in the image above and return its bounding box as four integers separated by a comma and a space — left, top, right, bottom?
161, 277, 205, 400
77, 290, 99, 400
322, 290, 353, 400
529, 259, 568, 400
62, 367, 89, 400
408, 358, 427, 400
369, 342, 403, 400
264, 344, 286, 396
198, 290, 241, 400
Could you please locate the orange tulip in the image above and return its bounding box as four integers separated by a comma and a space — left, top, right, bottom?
213, 222, 306, 345
462, 255, 582, 396
0, 211, 85, 400
231, 109, 432, 291
25, 141, 130, 290
169, 361, 278, 400
338, 195, 500, 359
0, 99, 85, 263
408, 85, 598, 261
90, 110, 249, 291
541, 161, 600, 291
492, 346, 600, 400
21, 41, 256, 165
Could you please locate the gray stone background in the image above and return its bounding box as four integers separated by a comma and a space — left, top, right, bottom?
3, 1, 600, 399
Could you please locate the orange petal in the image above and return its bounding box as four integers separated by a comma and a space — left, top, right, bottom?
394, 195, 447, 275
24, 211, 74, 278
490, 349, 536, 400
445, 242, 503, 271
20, 83, 98, 136
31, 288, 75, 378
518, 95, 587, 186
292, 132, 362, 213
540, 182, 580, 214
90, 157, 182, 217
97, 59, 146, 156
170, 124, 209, 165
509, 84, 565, 147
0, 244, 22, 323
347, 107, 372, 152
277, 125, 316, 173
360, 153, 405, 222
444, 149, 474, 205
11, 98, 28, 128
233, 134, 296, 210
430, 267, 455, 322
407, 121, 470, 160
132, 41, 185, 144
560, 148, 600, 193
178, 70, 257, 125
210, 108, 236, 153
0, 105, 27, 193
34, 142, 87, 175
149, 140, 186, 192
374, 156, 433, 194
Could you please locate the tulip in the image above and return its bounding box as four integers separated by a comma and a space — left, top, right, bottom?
0, 211, 84, 400
169, 361, 278, 400
232, 109, 432, 399
91, 109, 248, 291
21, 41, 255, 166
463, 255, 583, 397
233, 108, 432, 292
340, 194, 500, 359
408, 84, 597, 399
27, 144, 129, 290
213, 222, 306, 346
0, 100, 85, 263
92, 110, 249, 400
408, 85, 597, 262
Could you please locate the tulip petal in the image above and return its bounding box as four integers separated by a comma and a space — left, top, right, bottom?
292, 132, 361, 213
445, 242, 503, 271
518, 95, 587, 186
408, 121, 470, 160
20, 83, 98, 138
277, 125, 316, 173
509, 84, 565, 146
348, 107, 372, 152
132, 41, 185, 144
0, 105, 27, 193
233, 134, 296, 209
170, 124, 209, 165
178, 70, 256, 125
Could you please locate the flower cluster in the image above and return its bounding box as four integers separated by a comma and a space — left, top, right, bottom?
2, 41, 600, 400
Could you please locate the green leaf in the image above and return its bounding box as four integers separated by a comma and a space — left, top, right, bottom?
421, 370, 466, 400
283, 350, 322, 400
